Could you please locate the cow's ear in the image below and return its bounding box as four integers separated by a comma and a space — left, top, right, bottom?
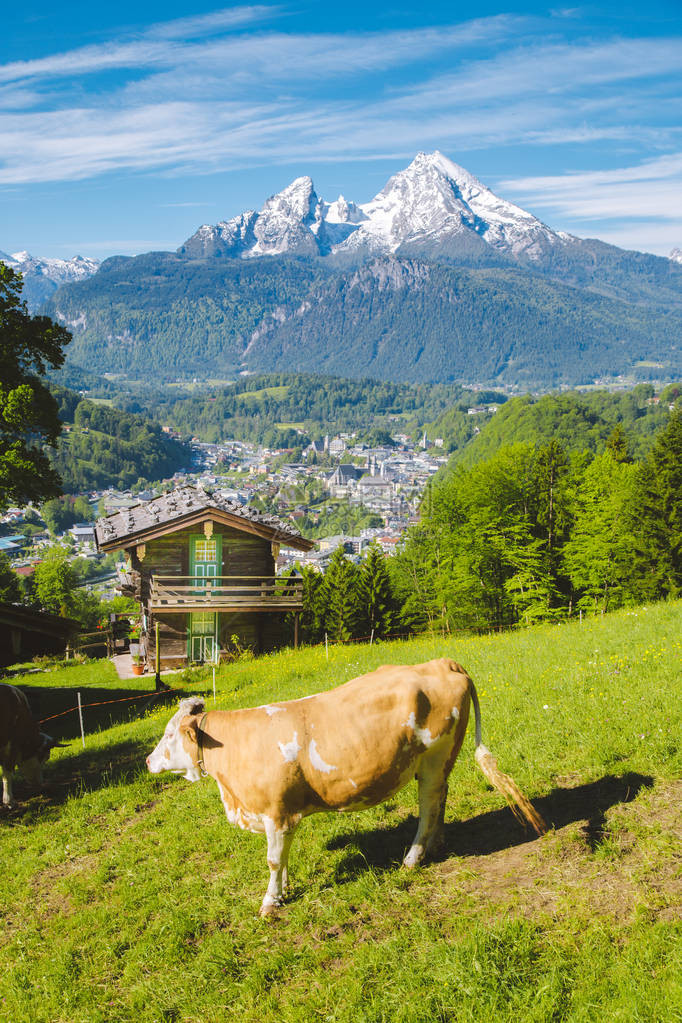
179, 716, 199, 743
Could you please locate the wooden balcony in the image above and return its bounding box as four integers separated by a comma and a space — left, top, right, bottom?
149, 575, 303, 612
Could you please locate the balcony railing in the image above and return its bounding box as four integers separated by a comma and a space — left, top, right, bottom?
149, 575, 303, 611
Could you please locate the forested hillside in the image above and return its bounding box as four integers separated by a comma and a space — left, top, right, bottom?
386, 408, 682, 635
46, 252, 682, 388
150, 373, 505, 447
47, 253, 327, 378
49, 386, 190, 492
442, 384, 680, 470
290, 392, 682, 643
244, 260, 682, 387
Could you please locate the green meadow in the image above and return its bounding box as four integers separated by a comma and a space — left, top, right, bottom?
1, 601, 681, 1023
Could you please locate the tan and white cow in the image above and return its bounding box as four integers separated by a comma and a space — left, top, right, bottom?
0, 683, 62, 807
147, 658, 546, 914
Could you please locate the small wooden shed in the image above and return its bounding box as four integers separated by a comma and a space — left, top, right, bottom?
94, 486, 313, 669
0, 602, 78, 667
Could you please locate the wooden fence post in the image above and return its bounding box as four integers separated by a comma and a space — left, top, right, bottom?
77, 692, 85, 749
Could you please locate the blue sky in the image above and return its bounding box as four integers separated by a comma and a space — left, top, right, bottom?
2, 1, 681, 259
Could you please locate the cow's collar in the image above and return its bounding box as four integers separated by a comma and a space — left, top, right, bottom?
196, 712, 209, 777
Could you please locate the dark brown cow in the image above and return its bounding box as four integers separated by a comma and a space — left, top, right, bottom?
0, 683, 61, 807
148, 658, 547, 914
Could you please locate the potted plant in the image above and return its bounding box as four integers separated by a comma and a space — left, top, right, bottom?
128, 621, 142, 662
131, 653, 144, 676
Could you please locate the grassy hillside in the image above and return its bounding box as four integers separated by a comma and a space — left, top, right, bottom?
1, 601, 681, 1022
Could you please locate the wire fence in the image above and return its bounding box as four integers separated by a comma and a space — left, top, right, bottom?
39, 686, 181, 750
38, 687, 179, 726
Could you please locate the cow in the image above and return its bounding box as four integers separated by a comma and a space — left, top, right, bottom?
147, 658, 547, 915
0, 683, 62, 807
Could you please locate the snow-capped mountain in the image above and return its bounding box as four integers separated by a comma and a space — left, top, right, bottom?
1, 250, 99, 311
670, 248, 682, 265
180, 151, 565, 264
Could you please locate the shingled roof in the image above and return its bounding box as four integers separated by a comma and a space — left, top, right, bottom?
94, 485, 313, 552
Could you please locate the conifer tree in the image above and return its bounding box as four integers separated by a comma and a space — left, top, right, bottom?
299, 565, 326, 644
605, 423, 632, 463
357, 542, 395, 638
321, 546, 360, 642
629, 410, 682, 598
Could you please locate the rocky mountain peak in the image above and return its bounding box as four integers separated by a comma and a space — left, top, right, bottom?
178, 151, 567, 264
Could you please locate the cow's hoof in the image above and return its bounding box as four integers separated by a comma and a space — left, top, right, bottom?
402, 848, 423, 869
258, 900, 282, 918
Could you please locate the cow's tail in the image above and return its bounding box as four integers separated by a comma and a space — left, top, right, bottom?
469, 680, 547, 836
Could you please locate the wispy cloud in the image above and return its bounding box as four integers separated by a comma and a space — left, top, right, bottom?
148, 6, 280, 40
0, 15, 514, 86
501, 153, 682, 253
501, 153, 682, 220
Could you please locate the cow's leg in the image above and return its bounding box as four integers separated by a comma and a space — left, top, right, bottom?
404, 747, 453, 868
1, 768, 14, 807
426, 781, 448, 855
260, 818, 296, 917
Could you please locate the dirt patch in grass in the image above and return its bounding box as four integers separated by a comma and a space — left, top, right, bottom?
434, 780, 682, 924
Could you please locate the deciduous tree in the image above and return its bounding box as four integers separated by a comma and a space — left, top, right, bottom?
0, 552, 21, 603
1, 264, 73, 510
563, 451, 637, 613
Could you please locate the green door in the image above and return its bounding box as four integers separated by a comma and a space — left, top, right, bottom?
190, 533, 222, 593
189, 611, 218, 662
188, 532, 222, 661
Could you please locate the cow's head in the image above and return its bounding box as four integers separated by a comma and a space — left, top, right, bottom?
20, 732, 64, 785
147, 698, 206, 781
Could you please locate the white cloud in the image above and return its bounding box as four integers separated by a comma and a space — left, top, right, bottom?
501, 153, 682, 221
500, 153, 682, 254
148, 6, 280, 40
0, 16, 515, 86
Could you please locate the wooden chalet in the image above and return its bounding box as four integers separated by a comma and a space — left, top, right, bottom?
94, 486, 314, 669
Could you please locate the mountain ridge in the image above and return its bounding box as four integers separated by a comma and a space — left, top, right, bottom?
2, 250, 99, 311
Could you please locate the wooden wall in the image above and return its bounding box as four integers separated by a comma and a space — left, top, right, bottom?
150, 613, 188, 669
130, 522, 275, 594
147, 610, 296, 667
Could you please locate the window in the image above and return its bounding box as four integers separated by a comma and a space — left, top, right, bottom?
194, 538, 217, 563
191, 611, 216, 635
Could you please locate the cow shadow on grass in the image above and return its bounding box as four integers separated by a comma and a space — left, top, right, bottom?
1, 686, 198, 824
15, 680, 186, 743
329, 772, 654, 884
